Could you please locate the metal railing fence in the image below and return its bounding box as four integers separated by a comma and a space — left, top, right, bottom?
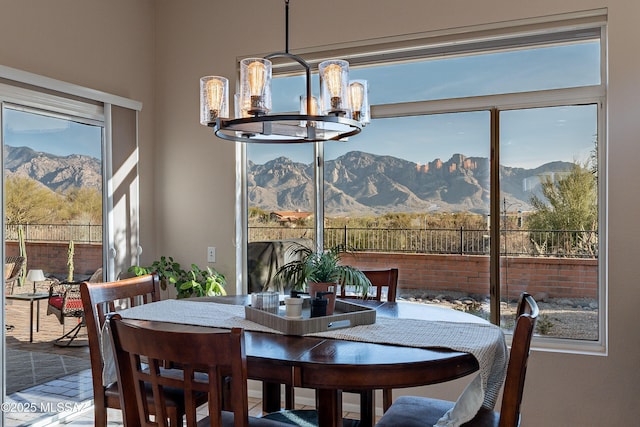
8, 223, 596, 257
5, 224, 103, 243
249, 226, 598, 258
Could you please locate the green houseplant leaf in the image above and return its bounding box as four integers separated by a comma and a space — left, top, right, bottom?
273, 244, 371, 297
129, 257, 226, 299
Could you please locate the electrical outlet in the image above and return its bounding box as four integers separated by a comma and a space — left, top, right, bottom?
207, 247, 216, 263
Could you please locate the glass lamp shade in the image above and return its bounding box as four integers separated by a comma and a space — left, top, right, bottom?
300, 95, 320, 115
200, 76, 229, 125
349, 80, 370, 124
299, 95, 321, 128
319, 59, 350, 116
234, 93, 251, 118
240, 58, 272, 116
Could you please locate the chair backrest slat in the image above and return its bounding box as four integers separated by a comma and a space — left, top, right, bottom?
340, 268, 399, 302
80, 274, 162, 426
499, 292, 539, 427
109, 314, 250, 427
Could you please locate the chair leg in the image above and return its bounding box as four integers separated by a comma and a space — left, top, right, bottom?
262, 382, 282, 413
94, 404, 107, 427
382, 388, 393, 412
222, 376, 232, 411
167, 407, 181, 426
285, 384, 295, 409
359, 390, 376, 427
53, 319, 84, 347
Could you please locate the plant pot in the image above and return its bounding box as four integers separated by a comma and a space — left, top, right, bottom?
308, 282, 337, 315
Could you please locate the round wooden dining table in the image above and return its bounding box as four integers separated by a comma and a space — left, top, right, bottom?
116, 296, 487, 427
201, 296, 482, 427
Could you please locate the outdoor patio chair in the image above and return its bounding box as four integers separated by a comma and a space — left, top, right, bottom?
5, 256, 26, 296
108, 314, 290, 427
81, 273, 209, 427
47, 280, 86, 346
5, 256, 26, 330
47, 267, 103, 346
375, 292, 539, 427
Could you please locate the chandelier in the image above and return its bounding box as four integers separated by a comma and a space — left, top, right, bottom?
199, 0, 369, 144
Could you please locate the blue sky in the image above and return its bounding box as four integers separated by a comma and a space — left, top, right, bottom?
248, 41, 600, 169
3, 41, 599, 169
3, 108, 102, 159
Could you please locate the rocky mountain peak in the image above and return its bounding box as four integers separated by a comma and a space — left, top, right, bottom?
4, 145, 101, 192
249, 150, 574, 215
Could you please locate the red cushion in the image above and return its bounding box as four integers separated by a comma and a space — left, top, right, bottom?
65, 299, 83, 310
49, 296, 63, 310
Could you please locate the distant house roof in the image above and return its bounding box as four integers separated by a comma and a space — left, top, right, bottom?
270, 211, 312, 222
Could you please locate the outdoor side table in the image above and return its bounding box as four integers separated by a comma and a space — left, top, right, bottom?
6, 292, 51, 343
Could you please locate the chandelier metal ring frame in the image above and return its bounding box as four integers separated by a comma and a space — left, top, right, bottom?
212, 52, 363, 144
201, 0, 367, 144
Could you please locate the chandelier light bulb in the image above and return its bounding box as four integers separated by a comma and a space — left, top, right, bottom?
241, 58, 272, 116
234, 93, 251, 118
300, 96, 321, 128
319, 60, 349, 115
324, 64, 343, 98
348, 80, 370, 124
199, 76, 229, 125
248, 61, 267, 96
349, 82, 364, 119
300, 96, 319, 115
207, 80, 225, 115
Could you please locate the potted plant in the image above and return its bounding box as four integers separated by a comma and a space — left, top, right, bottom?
129, 256, 226, 299
273, 245, 371, 314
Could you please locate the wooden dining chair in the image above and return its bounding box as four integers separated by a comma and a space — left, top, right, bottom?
340, 268, 399, 303
276, 269, 400, 426
339, 268, 399, 424
375, 292, 539, 427
80, 273, 205, 427
107, 314, 292, 427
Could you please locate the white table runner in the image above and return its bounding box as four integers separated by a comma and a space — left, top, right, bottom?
112, 299, 507, 427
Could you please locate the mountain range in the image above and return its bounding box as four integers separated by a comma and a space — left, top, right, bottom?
249, 151, 574, 215
4, 145, 572, 215
4, 145, 101, 192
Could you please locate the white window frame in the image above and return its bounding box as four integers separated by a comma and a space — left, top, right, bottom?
0, 64, 142, 411
238, 10, 608, 355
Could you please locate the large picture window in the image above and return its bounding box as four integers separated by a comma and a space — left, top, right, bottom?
244, 19, 605, 351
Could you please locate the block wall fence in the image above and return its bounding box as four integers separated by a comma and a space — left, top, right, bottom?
6, 242, 596, 300
341, 252, 597, 301
6, 241, 102, 279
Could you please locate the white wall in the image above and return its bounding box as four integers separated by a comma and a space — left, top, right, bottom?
0, 0, 158, 262
0, 0, 638, 425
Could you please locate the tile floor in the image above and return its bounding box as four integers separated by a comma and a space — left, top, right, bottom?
4, 368, 365, 426
4, 286, 94, 427
4, 369, 94, 427
50, 394, 268, 426
3, 288, 367, 426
